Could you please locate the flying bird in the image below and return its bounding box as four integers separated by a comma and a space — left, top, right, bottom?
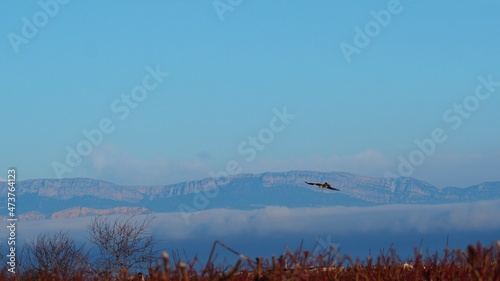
305, 181, 340, 191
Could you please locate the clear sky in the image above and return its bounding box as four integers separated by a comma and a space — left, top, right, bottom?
1, 0, 499, 187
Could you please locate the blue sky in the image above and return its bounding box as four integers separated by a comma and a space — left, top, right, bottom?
1, 0, 500, 187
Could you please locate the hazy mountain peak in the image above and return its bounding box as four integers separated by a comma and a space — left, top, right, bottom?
1, 171, 498, 220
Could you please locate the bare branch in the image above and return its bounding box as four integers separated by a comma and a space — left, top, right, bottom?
87, 214, 158, 274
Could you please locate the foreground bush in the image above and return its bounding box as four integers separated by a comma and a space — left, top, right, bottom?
1, 241, 499, 280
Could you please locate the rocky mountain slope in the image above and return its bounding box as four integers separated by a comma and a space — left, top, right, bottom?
1, 171, 499, 220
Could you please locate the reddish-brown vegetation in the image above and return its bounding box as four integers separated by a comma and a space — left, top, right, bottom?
1, 241, 499, 280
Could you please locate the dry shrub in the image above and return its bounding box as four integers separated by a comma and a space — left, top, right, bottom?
1, 241, 498, 280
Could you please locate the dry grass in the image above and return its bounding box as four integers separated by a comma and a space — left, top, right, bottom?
1, 241, 499, 280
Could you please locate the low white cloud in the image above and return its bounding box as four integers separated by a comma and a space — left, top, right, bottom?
408, 150, 500, 188
239, 150, 500, 188
80, 144, 212, 185
240, 150, 393, 178
71, 143, 499, 189
196, 151, 213, 161
14, 200, 500, 244
149, 200, 500, 240
77, 146, 390, 186
12, 201, 500, 261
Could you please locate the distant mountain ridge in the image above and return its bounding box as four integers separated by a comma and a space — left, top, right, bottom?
1, 171, 499, 220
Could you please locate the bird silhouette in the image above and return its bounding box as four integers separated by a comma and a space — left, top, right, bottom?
305, 181, 340, 191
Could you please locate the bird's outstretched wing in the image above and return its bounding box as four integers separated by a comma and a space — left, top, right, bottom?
305, 181, 321, 186
306, 181, 340, 191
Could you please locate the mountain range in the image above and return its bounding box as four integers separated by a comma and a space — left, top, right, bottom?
1, 171, 499, 220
